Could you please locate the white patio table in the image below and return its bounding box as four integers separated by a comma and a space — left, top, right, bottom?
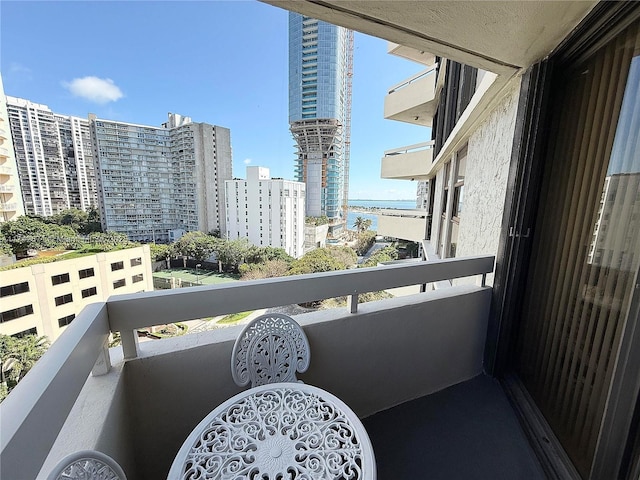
167, 382, 376, 479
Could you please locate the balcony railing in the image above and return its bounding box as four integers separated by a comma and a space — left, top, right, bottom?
381, 141, 435, 180
384, 67, 438, 126
1, 256, 493, 479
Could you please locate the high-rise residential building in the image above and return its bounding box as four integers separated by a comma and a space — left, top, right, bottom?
6, 97, 97, 216
288, 13, 353, 235
91, 113, 232, 242
225, 166, 305, 258
0, 77, 24, 223
55, 115, 98, 212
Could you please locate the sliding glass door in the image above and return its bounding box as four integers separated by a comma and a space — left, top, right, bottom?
515, 19, 640, 478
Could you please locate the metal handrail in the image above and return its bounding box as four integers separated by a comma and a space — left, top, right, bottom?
387, 65, 438, 94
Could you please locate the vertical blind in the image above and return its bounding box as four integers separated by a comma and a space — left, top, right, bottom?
516, 20, 640, 478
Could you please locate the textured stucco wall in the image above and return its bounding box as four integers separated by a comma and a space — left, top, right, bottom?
455, 79, 521, 286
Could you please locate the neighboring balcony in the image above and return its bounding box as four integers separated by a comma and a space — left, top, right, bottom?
387, 42, 436, 66
0, 202, 17, 212
0, 128, 7, 140
0, 184, 15, 193
0, 147, 9, 158
377, 209, 429, 242
381, 141, 434, 180
1, 256, 545, 480
384, 67, 437, 126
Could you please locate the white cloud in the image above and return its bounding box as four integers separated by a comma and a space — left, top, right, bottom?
62, 76, 123, 104
243, 158, 252, 165
8, 63, 33, 81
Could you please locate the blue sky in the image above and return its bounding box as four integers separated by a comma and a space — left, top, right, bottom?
1, 1, 430, 200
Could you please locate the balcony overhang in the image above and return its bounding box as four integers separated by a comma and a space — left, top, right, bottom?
381, 141, 434, 180
377, 210, 428, 242
262, 1, 598, 76
387, 42, 435, 66
384, 69, 436, 126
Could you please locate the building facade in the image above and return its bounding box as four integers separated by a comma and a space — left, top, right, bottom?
288, 13, 353, 234
225, 166, 305, 258
6, 97, 97, 216
0, 245, 153, 341
0, 77, 24, 223
91, 113, 232, 242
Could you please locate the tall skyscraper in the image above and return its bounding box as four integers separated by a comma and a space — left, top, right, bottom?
288, 13, 353, 235
6, 96, 97, 216
91, 113, 232, 242
0, 77, 24, 223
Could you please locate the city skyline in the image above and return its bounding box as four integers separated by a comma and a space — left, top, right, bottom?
1, 1, 429, 201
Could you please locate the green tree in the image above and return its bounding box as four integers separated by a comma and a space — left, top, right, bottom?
240, 259, 291, 280
0, 334, 50, 402
355, 231, 376, 256
172, 231, 218, 262
0, 232, 12, 255
149, 243, 172, 262
1, 216, 81, 254
327, 246, 357, 268
288, 248, 347, 276
353, 216, 365, 233
215, 238, 251, 272
50, 208, 89, 232
245, 246, 294, 265
87, 231, 134, 251
360, 245, 399, 268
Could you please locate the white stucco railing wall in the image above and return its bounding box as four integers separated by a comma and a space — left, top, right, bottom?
0, 255, 493, 480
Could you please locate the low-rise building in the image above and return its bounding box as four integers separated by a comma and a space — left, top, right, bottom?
225, 166, 305, 258
0, 245, 153, 341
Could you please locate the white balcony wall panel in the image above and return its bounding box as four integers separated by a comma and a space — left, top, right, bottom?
381, 147, 433, 180
377, 213, 427, 242
384, 71, 436, 126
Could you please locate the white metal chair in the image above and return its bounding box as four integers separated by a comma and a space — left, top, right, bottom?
231, 313, 310, 387
47, 450, 127, 480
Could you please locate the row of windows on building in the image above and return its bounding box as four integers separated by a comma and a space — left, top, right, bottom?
0, 274, 145, 323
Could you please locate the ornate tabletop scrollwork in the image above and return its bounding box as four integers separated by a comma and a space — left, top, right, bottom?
169, 384, 376, 480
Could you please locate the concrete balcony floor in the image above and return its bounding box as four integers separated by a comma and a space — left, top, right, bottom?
364, 374, 545, 479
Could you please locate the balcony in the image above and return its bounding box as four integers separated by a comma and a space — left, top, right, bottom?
0, 256, 545, 479
384, 67, 437, 126
377, 209, 429, 242
381, 141, 434, 180
0, 184, 15, 193
387, 42, 436, 66
0, 147, 9, 158
0, 166, 12, 175
0, 127, 7, 140
0, 202, 17, 212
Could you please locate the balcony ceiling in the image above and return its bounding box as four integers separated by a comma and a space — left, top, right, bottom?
263, 1, 598, 75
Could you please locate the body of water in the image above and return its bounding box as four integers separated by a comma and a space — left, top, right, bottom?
346, 199, 417, 232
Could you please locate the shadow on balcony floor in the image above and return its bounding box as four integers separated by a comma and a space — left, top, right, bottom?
362, 374, 545, 480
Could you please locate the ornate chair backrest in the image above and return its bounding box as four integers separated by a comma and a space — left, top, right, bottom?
231, 314, 311, 388
47, 450, 127, 480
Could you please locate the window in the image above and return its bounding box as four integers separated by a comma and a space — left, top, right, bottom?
79, 268, 95, 279
0, 281, 30, 297
55, 293, 73, 306
1, 305, 34, 323
113, 279, 126, 289
58, 314, 75, 328
132, 274, 144, 283
111, 261, 124, 271
449, 146, 467, 258
130, 257, 142, 267
81, 287, 97, 298
51, 273, 70, 285
13, 327, 37, 338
